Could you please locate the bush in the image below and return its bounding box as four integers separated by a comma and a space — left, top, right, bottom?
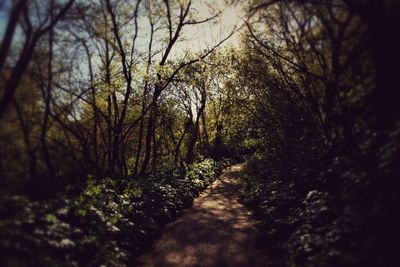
0, 158, 227, 267
239, 129, 400, 267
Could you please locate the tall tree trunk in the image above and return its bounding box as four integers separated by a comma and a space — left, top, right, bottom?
345, 0, 400, 131
134, 115, 145, 176
151, 103, 158, 172
370, 18, 400, 131
0, 0, 28, 72
134, 20, 154, 176
82, 40, 100, 175
41, 21, 55, 182
213, 122, 223, 160
13, 98, 37, 182
103, 35, 115, 177
186, 94, 206, 164
140, 101, 156, 174
106, 94, 113, 176
111, 91, 121, 176
0, 0, 74, 119
174, 117, 192, 164
140, 87, 162, 174
201, 112, 211, 157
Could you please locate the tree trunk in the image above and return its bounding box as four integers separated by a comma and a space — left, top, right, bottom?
345, 0, 400, 131
13, 98, 37, 182
140, 103, 155, 174
201, 112, 211, 157
41, 24, 55, 182
140, 88, 161, 174
186, 95, 206, 164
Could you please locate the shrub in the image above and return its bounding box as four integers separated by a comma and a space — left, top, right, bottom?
0, 158, 227, 266
239, 129, 400, 267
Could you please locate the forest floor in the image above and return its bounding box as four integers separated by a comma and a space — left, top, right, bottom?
135, 164, 270, 267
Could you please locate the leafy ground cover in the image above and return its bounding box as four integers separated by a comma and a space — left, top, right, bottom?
0, 158, 233, 267
239, 129, 400, 267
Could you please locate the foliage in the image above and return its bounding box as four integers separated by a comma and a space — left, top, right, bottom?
232, 2, 400, 267
0, 158, 228, 267
240, 129, 400, 267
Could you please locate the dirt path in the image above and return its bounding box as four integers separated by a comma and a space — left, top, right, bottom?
135, 164, 269, 267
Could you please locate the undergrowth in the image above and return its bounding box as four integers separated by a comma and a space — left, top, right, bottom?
0, 158, 233, 266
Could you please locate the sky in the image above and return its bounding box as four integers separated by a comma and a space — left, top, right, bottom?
0, 0, 244, 120
0, 0, 10, 37
169, 0, 243, 59
0, 0, 244, 60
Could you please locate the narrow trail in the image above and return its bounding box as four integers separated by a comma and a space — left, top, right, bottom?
136, 164, 270, 267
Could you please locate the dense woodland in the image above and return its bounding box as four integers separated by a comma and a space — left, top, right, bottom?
0, 0, 399, 266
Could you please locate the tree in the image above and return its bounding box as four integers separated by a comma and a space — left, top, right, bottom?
0, 0, 74, 118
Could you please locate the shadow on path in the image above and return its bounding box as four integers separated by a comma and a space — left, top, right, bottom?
135, 164, 270, 267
